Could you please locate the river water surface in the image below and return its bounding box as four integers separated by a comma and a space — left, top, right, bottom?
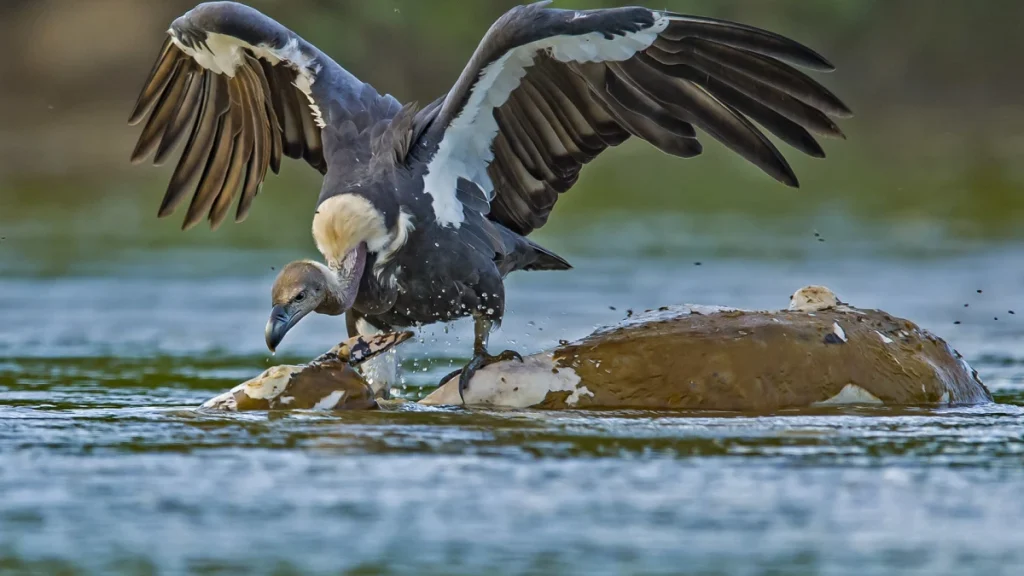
1, 217, 1023, 575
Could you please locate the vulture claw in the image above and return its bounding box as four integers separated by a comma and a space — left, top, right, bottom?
443, 349, 525, 404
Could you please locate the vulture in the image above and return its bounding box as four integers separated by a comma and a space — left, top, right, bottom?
129, 1, 851, 398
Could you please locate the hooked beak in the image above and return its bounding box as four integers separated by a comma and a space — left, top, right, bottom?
265, 305, 309, 352
265, 244, 367, 353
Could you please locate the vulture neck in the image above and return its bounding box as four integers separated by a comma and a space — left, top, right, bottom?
311, 261, 354, 317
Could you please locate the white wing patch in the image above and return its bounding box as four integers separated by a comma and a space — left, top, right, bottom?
168, 32, 325, 127
422, 13, 672, 228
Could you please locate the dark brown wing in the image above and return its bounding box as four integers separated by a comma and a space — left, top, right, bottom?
129, 2, 397, 230
423, 4, 851, 235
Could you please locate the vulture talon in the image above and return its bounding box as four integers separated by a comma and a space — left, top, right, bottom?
456, 349, 525, 403
437, 367, 465, 390
494, 350, 524, 364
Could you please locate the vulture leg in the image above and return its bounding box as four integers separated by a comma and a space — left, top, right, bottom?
346, 310, 361, 339
439, 317, 524, 402
346, 310, 398, 399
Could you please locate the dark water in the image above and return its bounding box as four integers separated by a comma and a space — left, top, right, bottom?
2, 219, 1024, 575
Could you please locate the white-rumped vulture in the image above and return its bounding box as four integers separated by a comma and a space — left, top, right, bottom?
129, 1, 851, 398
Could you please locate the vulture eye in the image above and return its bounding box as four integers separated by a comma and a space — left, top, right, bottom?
295, 291, 307, 302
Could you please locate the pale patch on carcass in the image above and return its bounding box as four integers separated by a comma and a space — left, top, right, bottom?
813, 384, 884, 406
243, 365, 303, 399
200, 388, 239, 411
566, 385, 596, 406
832, 322, 848, 343
312, 390, 347, 410
420, 353, 588, 408
423, 13, 671, 227
789, 285, 839, 312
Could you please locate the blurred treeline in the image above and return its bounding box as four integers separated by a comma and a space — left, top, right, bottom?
1, 0, 1023, 251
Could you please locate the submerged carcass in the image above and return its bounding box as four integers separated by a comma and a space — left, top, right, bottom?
201, 286, 991, 412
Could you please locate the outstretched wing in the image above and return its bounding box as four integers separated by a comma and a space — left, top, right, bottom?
129, 1, 400, 230
419, 2, 851, 234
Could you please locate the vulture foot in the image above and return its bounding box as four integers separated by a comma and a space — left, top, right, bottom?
439, 349, 524, 403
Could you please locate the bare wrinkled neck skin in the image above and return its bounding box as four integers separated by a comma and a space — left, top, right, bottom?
320, 243, 366, 315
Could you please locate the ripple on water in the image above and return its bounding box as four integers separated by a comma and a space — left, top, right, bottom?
3, 246, 1024, 574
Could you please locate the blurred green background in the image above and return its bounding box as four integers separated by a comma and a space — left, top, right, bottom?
1, 0, 1023, 274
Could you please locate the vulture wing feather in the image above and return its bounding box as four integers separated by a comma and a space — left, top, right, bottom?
129, 2, 396, 229
128, 39, 180, 125
422, 5, 849, 235
154, 62, 203, 165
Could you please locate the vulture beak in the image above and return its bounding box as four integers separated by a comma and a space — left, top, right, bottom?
265, 305, 309, 353
264, 244, 367, 353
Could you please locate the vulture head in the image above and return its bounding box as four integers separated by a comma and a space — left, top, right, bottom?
264, 195, 413, 352
265, 256, 363, 352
